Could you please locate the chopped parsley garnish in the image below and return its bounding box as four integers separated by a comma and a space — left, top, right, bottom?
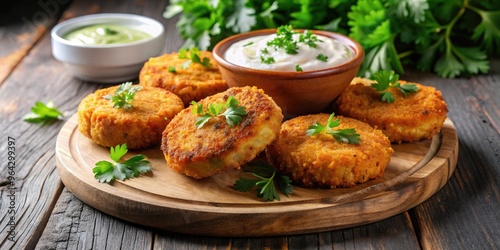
168, 66, 176, 73
233, 160, 293, 201
23, 101, 64, 125
92, 144, 152, 183
260, 56, 275, 64
299, 30, 322, 48
104, 82, 142, 110
243, 41, 254, 47
258, 25, 324, 66
306, 113, 361, 145
178, 47, 212, 69
316, 53, 328, 62
295, 64, 303, 72
370, 70, 419, 103
190, 95, 247, 128
267, 25, 299, 54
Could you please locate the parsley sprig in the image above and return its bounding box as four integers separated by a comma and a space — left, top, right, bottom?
92, 144, 152, 183
316, 53, 328, 62
371, 70, 418, 103
104, 82, 142, 110
178, 47, 212, 69
267, 25, 299, 54
190, 95, 247, 128
299, 30, 322, 48
23, 101, 64, 125
306, 113, 361, 145
233, 160, 293, 201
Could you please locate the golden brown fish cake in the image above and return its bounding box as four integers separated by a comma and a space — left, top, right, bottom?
266, 114, 393, 188
139, 51, 228, 106
336, 77, 448, 143
162, 86, 283, 179
78, 85, 184, 149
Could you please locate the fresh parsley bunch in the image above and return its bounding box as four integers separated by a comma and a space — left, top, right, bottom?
104, 82, 142, 110
306, 113, 361, 145
233, 160, 293, 201
165, 0, 499, 78
190, 95, 247, 128
93, 144, 152, 183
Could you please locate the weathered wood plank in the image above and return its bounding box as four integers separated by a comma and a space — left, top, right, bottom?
0, 0, 70, 85
0, 23, 89, 250
0, 0, 109, 248
404, 67, 500, 249
36, 189, 154, 250
328, 212, 420, 250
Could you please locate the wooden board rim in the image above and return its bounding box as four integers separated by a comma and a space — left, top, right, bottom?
55, 114, 458, 236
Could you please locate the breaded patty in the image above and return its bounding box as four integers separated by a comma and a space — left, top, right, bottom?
78, 85, 184, 149
139, 51, 228, 106
162, 86, 283, 179
266, 114, 393, 188
336, 77, 448, 143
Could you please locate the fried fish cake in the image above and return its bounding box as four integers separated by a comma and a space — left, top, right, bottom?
139, 51, 228, 106
266, 114, 393, 188
78, 85, 184, 149
162, 86, 283, 179
336, 77, 448, 143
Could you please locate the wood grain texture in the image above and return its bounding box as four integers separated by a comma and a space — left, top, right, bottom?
36, 189, 154, 250
0, 0, 70, 85
54, 114, 458, 236
0, 20, 81, 250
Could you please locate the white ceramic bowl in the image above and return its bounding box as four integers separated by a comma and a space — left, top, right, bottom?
51, 13, 165, 83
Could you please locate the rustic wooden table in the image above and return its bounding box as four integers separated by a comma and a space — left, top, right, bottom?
1, 0, 499, 249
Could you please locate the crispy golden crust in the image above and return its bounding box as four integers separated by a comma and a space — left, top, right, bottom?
266, 114, 393, 188
139, 51, 228, 106
336, 77, 448, 143
162, 86, 283, 179
78, 85, 184, 149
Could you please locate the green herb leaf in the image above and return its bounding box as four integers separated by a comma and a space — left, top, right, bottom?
103, 82, 142, 110
191, 95, 247, 128
299, 30, 322, 48
23, 101, 64, 125
92, 144, 152, 183
233, 178, 259, 192
233, 160, 293, 201
306, 113, 360, 145
316, 53, 328, 62
295, 64, 303, 72
260, 56, 275, 64
179, 47, 212, 69
168, 66, 176, 73
266, 25, 299, 54
371, 70, 418, 103
398, 83, 419, 97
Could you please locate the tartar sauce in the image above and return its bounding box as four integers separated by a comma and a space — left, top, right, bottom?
224, 31, 354, 72
63, 24, 151, 45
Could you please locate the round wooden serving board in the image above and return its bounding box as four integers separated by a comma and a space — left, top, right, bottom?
56, 114, 458, 236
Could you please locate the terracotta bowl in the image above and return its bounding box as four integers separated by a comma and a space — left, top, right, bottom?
212, 29, 364, 117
